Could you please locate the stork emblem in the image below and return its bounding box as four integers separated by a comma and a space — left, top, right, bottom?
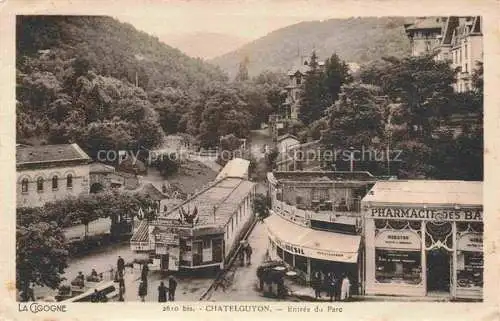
179, 205, 199, 225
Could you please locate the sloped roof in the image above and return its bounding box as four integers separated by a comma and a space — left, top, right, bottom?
216, 158, 250, 181
277, 133, 299, 142
405, 17, 443, 31
160, 177, 255, 227
130, 219, 149, 242
136, 183, 167, 201
89, 162, 115, 173
362, 180, 482, 207
16, 143, 91, 165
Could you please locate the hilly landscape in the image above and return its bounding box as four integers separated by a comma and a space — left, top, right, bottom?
161, 32, 251, 60
210, 17, 413, 79
16, 15, 286, 154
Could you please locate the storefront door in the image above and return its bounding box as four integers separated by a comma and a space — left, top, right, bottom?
426, 248, 451, 293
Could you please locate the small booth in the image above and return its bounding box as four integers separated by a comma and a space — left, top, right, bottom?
361, 180, 483, 300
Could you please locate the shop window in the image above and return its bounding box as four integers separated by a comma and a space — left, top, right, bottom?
457, 251, 483, 288
295, 255, 308, 273
277, 246, 283, 259
37, 177, 44, 192
375, 249, 422, 285
21, 178, 28, 193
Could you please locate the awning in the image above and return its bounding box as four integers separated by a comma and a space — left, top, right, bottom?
264, 212, 361, 263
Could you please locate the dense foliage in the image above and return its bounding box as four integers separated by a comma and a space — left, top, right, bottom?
298, 52, 352, 125
16, 16, 288, 153
321, 54, 483, 180
211, 17, 412, 78
16, 191, 157, 294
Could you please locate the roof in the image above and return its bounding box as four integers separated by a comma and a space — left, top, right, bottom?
16, 143, 91, 166
270, 171, 377, 183
287, 64, 311, 76
405, 17, 443, 31
216, 158, 250, 181
161, 177, 255, 227
362, 180, 482, 207
89, 162, 115, 173
277, 133, 299, 142
136, 183, 167, 201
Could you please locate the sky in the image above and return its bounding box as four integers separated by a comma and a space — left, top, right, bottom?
113, 0, 338, 41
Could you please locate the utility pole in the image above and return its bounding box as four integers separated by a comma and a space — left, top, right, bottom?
135, 72, 139, 87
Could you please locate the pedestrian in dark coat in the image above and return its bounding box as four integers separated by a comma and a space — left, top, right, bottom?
158, 281, 167, 302
326, 272, 336, 302
245, 244, 253, 265
168, 276, 177, 301
117, 256, 125, 274
138, 281, 147, 302
311, 272, 322, 299
141, 263, 149, 282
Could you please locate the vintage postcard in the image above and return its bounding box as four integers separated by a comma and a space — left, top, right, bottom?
1, 0, 499, 320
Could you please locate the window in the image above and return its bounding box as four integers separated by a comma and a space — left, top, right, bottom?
457, 251, 483, 288
52, 176, 58, 190
375, 249, 422, 285
66, 174, 73, 189
277, 246, 284, 259
465, 63, 468, 73
296, 77, 302, 85
284, 251, 294, 266
202, 239, 211, 249
21, 178, 28, 193
465, 44, 468, 59
37, 177, 44, 192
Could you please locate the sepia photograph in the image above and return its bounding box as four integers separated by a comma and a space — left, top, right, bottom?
9, 1, 490, 311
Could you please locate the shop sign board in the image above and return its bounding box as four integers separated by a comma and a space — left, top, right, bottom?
457, 233, 483, 252
375, 230, 421, 250
368, 207, 482, 222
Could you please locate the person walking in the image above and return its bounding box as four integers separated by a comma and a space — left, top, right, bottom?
138, 280, 147, 302
245, 244, 253, 265
327, 272, 337, 302
168, 275, 177, 301
340, 274, 351, 301
141, 263, 149, 283
158, 281, 167, 302
311, 271, 322, 299
117, 256, 125, 275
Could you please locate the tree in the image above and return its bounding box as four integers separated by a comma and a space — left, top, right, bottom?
17, 221, 69, 301
299, 52, 352, 125
235, 56, 250, 82
322, 83, 386, 172
253, 193, 270, 220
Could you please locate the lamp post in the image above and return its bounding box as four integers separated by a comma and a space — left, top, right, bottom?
349, 146, 355, 172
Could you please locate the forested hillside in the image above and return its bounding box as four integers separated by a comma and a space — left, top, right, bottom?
211, 17, 412, 78
16, 16, 283, 154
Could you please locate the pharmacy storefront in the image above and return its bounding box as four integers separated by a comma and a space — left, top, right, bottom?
362, 181, 483, 300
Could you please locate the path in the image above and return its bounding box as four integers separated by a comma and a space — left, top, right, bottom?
207, 221, 271, 301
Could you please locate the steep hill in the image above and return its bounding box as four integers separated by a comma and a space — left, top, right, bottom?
16, 16, 228, 92
161, 32, 251, 60
210, 17, 412, 79
15, 15, 228, 154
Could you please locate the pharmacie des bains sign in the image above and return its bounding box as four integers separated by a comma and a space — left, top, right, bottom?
368, 207, 483, 222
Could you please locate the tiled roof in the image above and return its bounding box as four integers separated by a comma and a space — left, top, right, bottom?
16, 143, 91, 165
160, 177, 255, 228
362, 180, 482, 206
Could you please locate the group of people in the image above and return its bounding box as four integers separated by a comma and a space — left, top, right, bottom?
311, 271, 351, 302
239, 241, 253, 266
